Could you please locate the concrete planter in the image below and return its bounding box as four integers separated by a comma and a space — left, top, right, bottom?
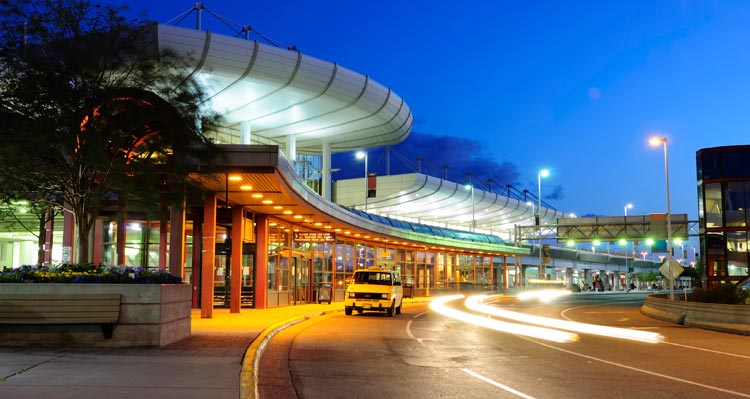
0, 283, 191, 347
641, 294, 750, 335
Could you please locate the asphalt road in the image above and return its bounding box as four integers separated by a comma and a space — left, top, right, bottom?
259, 293, 750, 399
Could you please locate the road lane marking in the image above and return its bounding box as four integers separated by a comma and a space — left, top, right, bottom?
461, 368, 537, 399
663, 341, 750, 359
523, 337, 750, 398
560, 303, 750, 359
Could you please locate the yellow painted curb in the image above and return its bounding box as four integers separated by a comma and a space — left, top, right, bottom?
239, 316, 307, 399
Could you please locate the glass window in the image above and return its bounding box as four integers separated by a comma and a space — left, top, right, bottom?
356, 243, 374, 269
727, 231, 749, 277
698, 150, 720, 180
724, 182, 746, 227
704, 183, 723, 228
722, 149, 750, 178
706, 232, 725, 257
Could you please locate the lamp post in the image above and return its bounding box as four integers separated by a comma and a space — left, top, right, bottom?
537, 169, 549, 279
355, 151, 368, 212
674, 238, 684, 265
649, 137, 674, 300
624, 203, 633, 290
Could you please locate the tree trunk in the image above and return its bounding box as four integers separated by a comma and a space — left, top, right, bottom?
37, 216, 46, 266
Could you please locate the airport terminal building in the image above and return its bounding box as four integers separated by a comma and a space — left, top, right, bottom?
1, 24, 663, 315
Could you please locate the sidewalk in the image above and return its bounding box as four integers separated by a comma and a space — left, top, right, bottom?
0, 298, 429, 399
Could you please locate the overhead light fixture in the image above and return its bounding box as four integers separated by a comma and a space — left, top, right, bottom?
228, 175, 242, 181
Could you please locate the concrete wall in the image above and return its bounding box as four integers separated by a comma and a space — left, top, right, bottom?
641, 294, 750, 335
0, 284, 192, 347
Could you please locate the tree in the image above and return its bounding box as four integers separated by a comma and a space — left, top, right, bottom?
0, 0, 220, 264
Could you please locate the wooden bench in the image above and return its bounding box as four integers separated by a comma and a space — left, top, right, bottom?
0, 293, 121, 338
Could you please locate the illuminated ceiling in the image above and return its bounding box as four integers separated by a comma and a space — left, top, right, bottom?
156, 24, 413, 153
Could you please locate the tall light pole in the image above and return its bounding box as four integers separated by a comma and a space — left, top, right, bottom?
537, 169, 549, 279
649, 137, 674, 300
624, 203, 633, 290
356, 151, 368, 212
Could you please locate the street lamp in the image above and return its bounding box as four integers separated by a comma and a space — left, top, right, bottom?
355, 151, 368, 212
624, 203, 633, 290
537, 169, 549, 279
674, 238, 684, 265
649, 136, 674, 300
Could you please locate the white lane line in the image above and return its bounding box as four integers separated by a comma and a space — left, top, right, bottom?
560, 303, 750, 359
662, 341, 750, 360
523, 337, 750, 398
461, 368, 537, 399
406, 311, 431, 345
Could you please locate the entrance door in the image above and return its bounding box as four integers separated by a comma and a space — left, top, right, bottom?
214, 244, 230, 307
292, 256, 312, 305
214, 242, 256, 308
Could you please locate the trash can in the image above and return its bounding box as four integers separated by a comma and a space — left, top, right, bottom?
403, 283, 414, 299
317, 283, 332, 304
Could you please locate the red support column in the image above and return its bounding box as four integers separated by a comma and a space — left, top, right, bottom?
201, 193, 217, 318
503, 256, 508, 294
230, 206, 243, 313
254, 214, 269, 309
191, 216, 202, 308
169, 202, 186, 278
92, 219, 103, 264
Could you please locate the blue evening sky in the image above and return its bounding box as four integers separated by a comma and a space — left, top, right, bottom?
106, 0, 750, 221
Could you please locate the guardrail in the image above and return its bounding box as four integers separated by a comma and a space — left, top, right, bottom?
641, 294, 750, 335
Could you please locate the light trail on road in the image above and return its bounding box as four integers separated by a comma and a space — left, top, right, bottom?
429, 295, 579, 343
465, 294, 664, 344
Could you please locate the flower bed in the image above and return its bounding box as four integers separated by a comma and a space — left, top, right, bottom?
0, 264, 182, 284
0, 265, 190, 347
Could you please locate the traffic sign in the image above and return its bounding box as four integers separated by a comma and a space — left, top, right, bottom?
659, 260, 684, 280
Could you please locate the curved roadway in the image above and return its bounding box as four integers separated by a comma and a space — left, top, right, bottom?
259, 293, 750, 399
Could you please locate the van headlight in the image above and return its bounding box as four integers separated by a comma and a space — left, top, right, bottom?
348, 292, 356, 298
381, 293, 388, 299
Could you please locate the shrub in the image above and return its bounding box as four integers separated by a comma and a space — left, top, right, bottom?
689, 284, 738, 304
0, 264, 182, 284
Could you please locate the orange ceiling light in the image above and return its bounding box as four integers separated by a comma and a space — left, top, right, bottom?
283, 210, 293, 215
273, 205, 283, 210
261, 199, 273, 204
251, 193, 263, 198
293, 215, 303, 219
228, 175, 242, 181
240, 185, 253, 190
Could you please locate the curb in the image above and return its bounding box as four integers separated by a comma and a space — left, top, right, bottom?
239, 316, 307, 399
238, 301, 426, 398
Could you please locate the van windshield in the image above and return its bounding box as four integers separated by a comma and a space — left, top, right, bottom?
353, 271, 392, 285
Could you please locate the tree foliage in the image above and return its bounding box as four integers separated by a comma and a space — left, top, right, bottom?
0, 0, 220, 263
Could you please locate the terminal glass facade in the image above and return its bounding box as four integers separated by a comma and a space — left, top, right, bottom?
697, 146, 750, 286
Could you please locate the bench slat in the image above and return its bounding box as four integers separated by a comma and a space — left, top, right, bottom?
0, 299, 120, 308
0, 313, 120, 324
0, 294, 120, 300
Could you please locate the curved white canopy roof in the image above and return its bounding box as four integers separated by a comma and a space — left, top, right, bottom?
155, 24, 413, 153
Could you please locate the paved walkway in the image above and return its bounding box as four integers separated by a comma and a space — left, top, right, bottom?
0, 299, 429, 399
